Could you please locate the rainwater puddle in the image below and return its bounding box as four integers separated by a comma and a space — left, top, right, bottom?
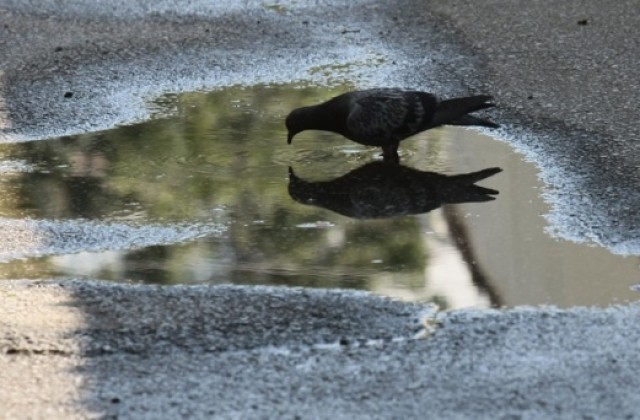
0, 84, 638, 309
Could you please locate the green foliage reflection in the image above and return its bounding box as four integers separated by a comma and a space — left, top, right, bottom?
1, 85, 429, 293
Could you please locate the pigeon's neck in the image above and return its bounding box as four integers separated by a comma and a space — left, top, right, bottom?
301, 98, 349, 136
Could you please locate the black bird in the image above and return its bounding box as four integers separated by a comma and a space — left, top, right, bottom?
289, 162, 502, 219
285, 88, 499, 164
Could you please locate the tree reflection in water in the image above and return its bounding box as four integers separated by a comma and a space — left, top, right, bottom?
0, 85, 503, 309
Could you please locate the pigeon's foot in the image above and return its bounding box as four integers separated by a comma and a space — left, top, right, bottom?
381, 143, 400, 165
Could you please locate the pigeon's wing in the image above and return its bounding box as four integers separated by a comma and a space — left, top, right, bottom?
346, 92, 408, 141
346, 90, 436, 142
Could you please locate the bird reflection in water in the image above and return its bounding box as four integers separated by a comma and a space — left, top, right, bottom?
288, 161, 502, 219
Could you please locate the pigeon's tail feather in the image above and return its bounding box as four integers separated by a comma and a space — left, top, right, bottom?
450, 167, 503, 185
449, 114, 500, 129
442, 167, 502, 202
443, 186, 499, 203
431, 95, 497, 127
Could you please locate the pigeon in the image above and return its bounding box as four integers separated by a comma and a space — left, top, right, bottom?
289, 162, 501, 219
285, 88, 499, 164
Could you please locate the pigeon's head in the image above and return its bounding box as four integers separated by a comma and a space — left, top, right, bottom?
285, 108, 307, 144
287, 166, 316, 204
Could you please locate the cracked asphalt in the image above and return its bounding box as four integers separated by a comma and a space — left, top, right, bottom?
1, 0, 640, 418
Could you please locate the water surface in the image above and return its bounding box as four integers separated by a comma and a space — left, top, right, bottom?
0, 84, 638, 309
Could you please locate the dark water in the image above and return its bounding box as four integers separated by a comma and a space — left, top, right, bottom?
0, 84, 638, 309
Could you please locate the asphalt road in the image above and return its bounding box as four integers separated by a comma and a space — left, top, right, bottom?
1, 0, 640, 418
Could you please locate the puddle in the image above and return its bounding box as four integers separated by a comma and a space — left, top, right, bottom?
0, 84, 638, 309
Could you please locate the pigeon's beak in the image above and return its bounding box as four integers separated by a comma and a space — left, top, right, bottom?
287, 131, 294, 145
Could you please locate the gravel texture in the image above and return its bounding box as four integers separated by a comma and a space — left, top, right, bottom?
1, 0, 640, 418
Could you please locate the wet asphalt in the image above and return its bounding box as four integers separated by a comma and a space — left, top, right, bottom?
1, 0, 640, 418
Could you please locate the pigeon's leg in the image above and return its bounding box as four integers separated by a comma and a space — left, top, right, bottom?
381, 143, 400, 165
